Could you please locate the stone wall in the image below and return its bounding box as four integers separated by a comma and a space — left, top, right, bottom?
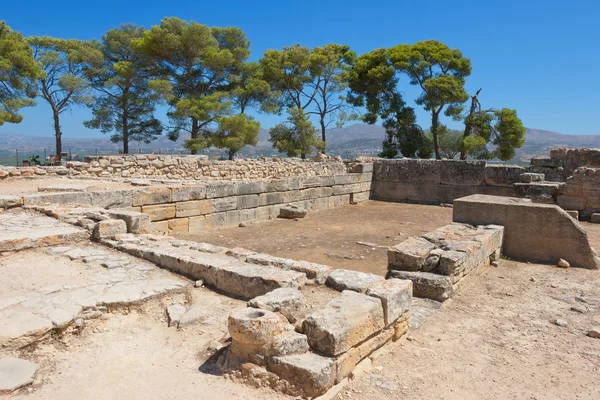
370, 159, 523, 204
557, 167, 600, 219
0, 155, 348, 181
529, 148, 600, 182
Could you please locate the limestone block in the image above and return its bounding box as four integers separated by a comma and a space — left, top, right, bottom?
235, 180, 269, 195
188, 216, 205, 232
332, 183, 361, 196
557, 194, 587, 211
0, 357, 39, 393
141, 204, 176, 221
259, 192, 285, 206
175, 200, 213, 218
591, 213, 600, 223
170, 185, 206, 202
388, 237, 437, 271
23, 192, 92, 206
269, 331, 309, 357
350, 191, 370, 203
266, 177, 303, 192
484, 164, 525, 187
213, 197, 238, 213
149, 221, 168, 235
205, 181, 237, 198
106, 209, 150, 233
335, 327, 394, 383
245, 253, 331, 283
387, 270, 453, 302
373, 159, 441, 184
92, 219, 127, 240
366, 278, 412, 326
237, 194, 259, 210
168, 218, 189, 234
248, 288, 308, 324
279, 205, 307, 219
0, 195, 23, 209
520, 173, 545, 183
325, 269, 384, 293
566, 210, 579, 220
203, 212, 228, 229
268, 352, 336, 398
454, 194, 600, 269
132, 188, 171, 206
303, 291, 385, 356
514, 182, 562, 203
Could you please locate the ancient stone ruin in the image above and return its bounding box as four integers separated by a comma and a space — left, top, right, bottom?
0, 150, 599, 397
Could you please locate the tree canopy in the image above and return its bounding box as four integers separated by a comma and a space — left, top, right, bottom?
0, 22, 42, 126
83, 24, 162, 154
269, 108, 323, 158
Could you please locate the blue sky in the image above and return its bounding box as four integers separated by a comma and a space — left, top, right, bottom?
1, 0, 599, 139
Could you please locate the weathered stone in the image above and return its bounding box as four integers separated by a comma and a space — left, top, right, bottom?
566, 210, 579, 220
0, 312, 53, 349
279, 205, 307, 219
141, 204, 176, 221
388, 237, 436, 271
366, 279, 412, 326
248, 288, 307, 324
483, 164, 525, 187
591, 213, 600, 223
453, 194, 600, 269
92, 219, 127, 240
557, 258, 570, 268
168, 218, 189, 234
269, 330, 309, 356
303, 291, 385, 356
106, 209, 150, 233
387, 270, 453, 302
23, 192, 92, 206
91, 190, 133, 209
175, 200, 213, 217
245, 253, 331, 283
587, 328, 600, 339
170, 185, 207, 202
132, 188, 171, 206
519, 173, 545, 183
178, 306, 207, 327
335, 327, 394, 383
325, 269, 384, 293
167, 304, 186, 327
0, 195, 23, 209
0, 357, 39, 393
237, 194, 260, 210
39, 183, 89, 192
268, 352, 336, 397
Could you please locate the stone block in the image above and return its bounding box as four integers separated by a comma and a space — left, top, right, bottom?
91, 190, 132, 209
235, 180, 269, 195
168, 218, 189, 234
141, 204, 176, 221
269, 331, 309, 357
170, 185, 206, 202
557, 195, 587, 211
132, 188, 171, 206
203, 212, 228, 229
245, 253, 331, 283
591, 213, 600, 223
205, 181, 236, 198
149, 221, 168, 235
0, 357, 39, 392
259, 192, 285, 206
0, 195, 23, 209
237, 194, 259, 210
328, 195, 344, 208
453, 194, 600, 269
348, 163, 373, 173
106, 209, 151, 233
303, 291, 385, 356
350, 191, 370, 203
514, 182, 562, 203
373, 159, 441, 183
188, 216, 205, 232
388, 237, 437, 271
366, 279, 412, 326
566, 210, 579, 220
332, 183, 361, 196
92, 219, 127, 240
279, 205, 307, 219
387, 270, 453, 301
248, 288, 308, 324
268, 352, 336, 398
484, 164, 525, 187
325, 269, 384, 293
23, 192, 92, 206
266, 177, 303, 192
213, 197, 238, 213
335, 327, 394, 383
175, 200, 213, 218
520, 173, 545, 183
439, 160, 486, 186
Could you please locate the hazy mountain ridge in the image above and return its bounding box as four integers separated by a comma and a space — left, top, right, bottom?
1, 124, 598, 161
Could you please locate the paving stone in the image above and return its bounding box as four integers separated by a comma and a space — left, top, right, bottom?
268, 352, 336, 398
178, 306, 207, 327
0, 357, 39, 393
0, 311, 53, 349
366, 279, 412, 326
248, 288, 307, 324
303, 291, 385, 356
167, 304, 186, 327
325, 269, 384, 293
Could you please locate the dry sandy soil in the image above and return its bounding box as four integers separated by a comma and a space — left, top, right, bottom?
4, 201, 600, 400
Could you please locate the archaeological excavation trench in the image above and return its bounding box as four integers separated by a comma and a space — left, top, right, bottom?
0, 150, 599, 398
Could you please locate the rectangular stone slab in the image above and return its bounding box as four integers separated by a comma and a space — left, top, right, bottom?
303, 290, 385, 356
366, 279, 412, 326
268, 352, 336, 398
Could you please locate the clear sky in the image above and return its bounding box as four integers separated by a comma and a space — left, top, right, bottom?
1, 0, 599, 139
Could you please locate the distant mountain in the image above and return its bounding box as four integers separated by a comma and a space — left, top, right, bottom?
0, 124, 598, 162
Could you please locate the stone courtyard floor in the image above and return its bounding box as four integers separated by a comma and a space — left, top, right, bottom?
1, 201, 599, 399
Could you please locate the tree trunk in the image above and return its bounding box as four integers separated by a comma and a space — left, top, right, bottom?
122, 111, 129, 154
461, 89, 482, 160
190, 118, 199, 155
431, 111, 441, 160
320, 116, 326, 151
301, 153, 306, 160
228, 148, 235, 160
53, 109, 62, 162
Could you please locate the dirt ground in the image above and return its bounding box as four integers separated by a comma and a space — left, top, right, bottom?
0, 176, 138, 195
180, 201, 454, 277
4, 201, 600, 400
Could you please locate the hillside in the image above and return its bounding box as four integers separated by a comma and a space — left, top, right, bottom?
0, 124, 598, 162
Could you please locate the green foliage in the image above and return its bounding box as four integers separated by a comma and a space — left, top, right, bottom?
28, 155, 40, 165
347, 48, 428, 158
212, 114, 260, 159
388, 40, 471, 159
133, 17, 251, 154
28, 35, 101, 157
426, 126, 464, 159
231, 61, 279, 114
83, 24, 162, 153
0, 22, 42, 126
269, 108, 323, 158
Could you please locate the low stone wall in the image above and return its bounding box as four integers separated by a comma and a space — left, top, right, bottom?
453, 194, 600, 269
371, 159, 522, 204
0, 155, 349, 181
530, 148, 600, 182
557, 167, 600, 219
